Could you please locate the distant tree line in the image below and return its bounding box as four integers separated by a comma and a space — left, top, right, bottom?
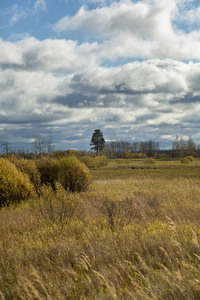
103, 140, 159, 159
1, 131, 200, 160
102, 136, 200, 159
172, 135, 200, 158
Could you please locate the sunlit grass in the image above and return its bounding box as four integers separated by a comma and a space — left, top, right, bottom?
1, 159, 200, 298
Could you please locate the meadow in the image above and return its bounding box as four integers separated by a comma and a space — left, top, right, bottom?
1, 158, 200, 299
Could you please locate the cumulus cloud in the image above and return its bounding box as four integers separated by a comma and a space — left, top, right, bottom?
51, 0, 200, 62
53, 0, 176, 39
0, 37, 98, 72
1, 56, 200, 129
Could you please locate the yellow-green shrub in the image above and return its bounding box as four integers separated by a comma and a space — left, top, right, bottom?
115, 158, 131, 165
0, 158, 33, 207
181, 157, 190, 164
59, 157, 91, 192
36, 157, 61, 189
36, 156, 91, 192
144, 158, 157, 164
80, 156, 96, 168
80, 155, 109, 168
11, 158, 41, 193
115, 159, 125, 164
186, 156, 194, 162
95, 155, 109, 167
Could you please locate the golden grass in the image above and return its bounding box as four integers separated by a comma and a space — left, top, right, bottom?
1, 160, 200, 298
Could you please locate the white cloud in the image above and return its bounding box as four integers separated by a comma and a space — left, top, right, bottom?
8, 32, 31, 41
9, 5, 28, 24
51, 0, 200, 61
0, 39, 24, 66
1, 56, 199, 135
34, 0, 47, 12
0, 37, 98, 72
53, 0, 175, 38
179, 6, 200, 24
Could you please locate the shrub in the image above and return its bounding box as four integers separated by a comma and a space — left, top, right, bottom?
96, 155, 109, 167
36, 157, 61, 190
36, 156, 91, 192
186, 156, 194, 162
11, 158, 41, 193
59, 157, 91, 192
0, 158, 33, 207
115, 159, 131, 165
144, 158, 157, 164
181, 157, 190, 164
33, 182, 79, 226
81, 155, 109, 168
80, 156, 95, 168
115, 159, 125, 164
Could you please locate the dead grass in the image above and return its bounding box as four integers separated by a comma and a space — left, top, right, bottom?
1, 160, 200, 298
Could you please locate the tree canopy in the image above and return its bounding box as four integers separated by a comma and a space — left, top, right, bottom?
90, 129, 105, 156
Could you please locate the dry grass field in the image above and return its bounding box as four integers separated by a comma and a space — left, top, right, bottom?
1, 159, 200, 299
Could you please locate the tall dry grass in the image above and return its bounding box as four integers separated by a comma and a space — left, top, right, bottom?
0, 161, 200, 298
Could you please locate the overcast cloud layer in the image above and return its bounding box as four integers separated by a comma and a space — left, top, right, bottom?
0, 0, 200, 151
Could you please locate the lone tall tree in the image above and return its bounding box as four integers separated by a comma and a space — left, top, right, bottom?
90, 129, 105, 156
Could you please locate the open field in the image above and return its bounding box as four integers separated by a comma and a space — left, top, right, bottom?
1, 159, 200, 299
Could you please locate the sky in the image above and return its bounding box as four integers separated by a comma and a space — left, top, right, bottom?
1, 0, 200, 152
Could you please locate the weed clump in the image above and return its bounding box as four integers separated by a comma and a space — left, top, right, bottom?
0, 158, 33, 207
33, 182, 79, 226
144, 158, 157, 164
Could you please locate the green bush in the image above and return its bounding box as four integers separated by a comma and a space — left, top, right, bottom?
0, 158, 33, 207
143, 158, 157, 164
186, 156, 194, 162
59, 157, 91, 192
11, 158, 41, 193
181, 157, 190, 164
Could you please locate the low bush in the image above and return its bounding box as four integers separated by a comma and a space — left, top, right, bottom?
186, 156, 194, 162
115, 158, 131, 164
12, 158, 41, 193
96, 155, 109, 167
143, 158, 157, 164
33, 182, 80, 226
36, 157, 61, 190
36, 156, 91, 192
0, 158, 33, 207
81, 155, 109, 168
59, 156, 91, 192
181, 157, 190, 164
